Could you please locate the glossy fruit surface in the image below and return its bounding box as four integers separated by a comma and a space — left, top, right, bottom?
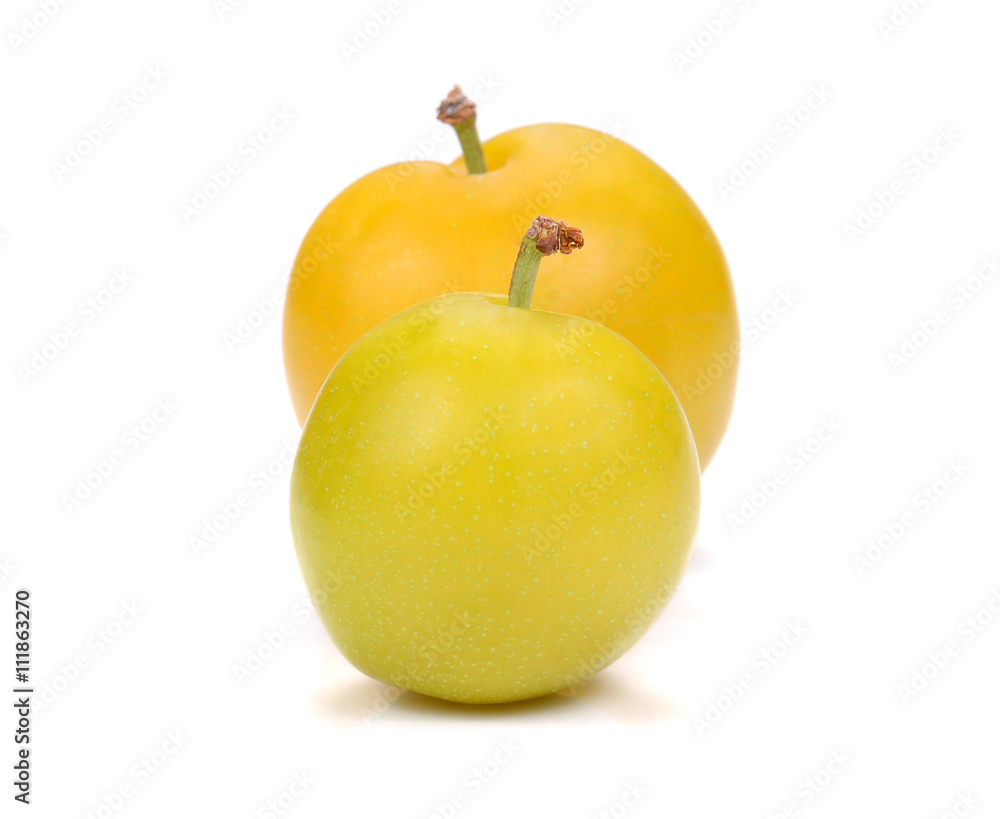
290, 283, 700, 703
283, 123, 738, 467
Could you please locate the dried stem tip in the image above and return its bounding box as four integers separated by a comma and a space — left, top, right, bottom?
507, 216, 584, 309
527, 216, 585, 256
436, 85, 477, 126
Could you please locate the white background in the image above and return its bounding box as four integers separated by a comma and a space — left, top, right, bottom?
3, 0, 999, 816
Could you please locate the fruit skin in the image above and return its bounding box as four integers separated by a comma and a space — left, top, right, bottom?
290, 292, 700, 704
283, 123, 738, 468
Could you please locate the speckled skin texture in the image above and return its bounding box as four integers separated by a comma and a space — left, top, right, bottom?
283, 123, 738, 468
291, 293, 700, 704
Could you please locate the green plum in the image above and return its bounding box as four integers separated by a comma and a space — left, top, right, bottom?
291, 217, 700, 703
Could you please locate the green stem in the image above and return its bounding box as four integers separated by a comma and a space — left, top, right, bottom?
437, 85, 487, 175
508, 238, 546, 309
507, 217, 585, 309
453, 120, 487, 174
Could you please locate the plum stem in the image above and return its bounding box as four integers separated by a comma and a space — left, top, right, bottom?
507, 217, 584, 309
437, 85, 487, 175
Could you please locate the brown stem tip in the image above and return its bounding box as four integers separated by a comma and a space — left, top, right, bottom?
528, 216, 584, 256
436, 85, 477, 126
